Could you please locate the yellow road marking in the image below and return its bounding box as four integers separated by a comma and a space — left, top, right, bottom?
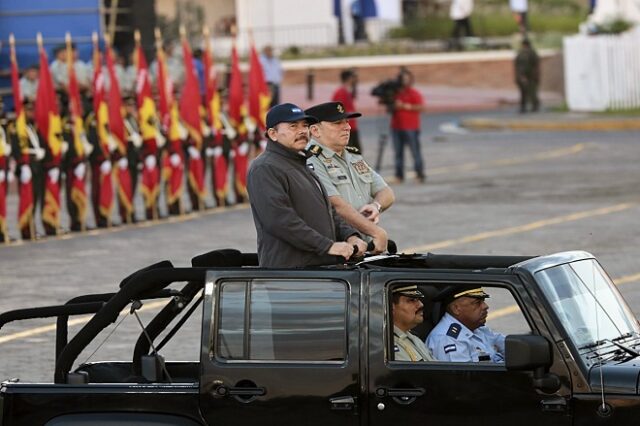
488, 272, 640, 321
402, 202, 636, 253
428, 143, 586, 176
0, 300, 167, 345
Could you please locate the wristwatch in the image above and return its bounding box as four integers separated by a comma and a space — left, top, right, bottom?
372, 201, 382, 212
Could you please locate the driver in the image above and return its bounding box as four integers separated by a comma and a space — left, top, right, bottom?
426, 286, 505, 362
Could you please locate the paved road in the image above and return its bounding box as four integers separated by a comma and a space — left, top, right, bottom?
1, 109, 639, 381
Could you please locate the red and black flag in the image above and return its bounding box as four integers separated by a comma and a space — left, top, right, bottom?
91, 32, 114, 226
228, 44, 249, 203
105, 35, 134, 223
10, 35, 35, 240
133, 30, 161, 219
179, 28, 207, 210
156, 29, 184, 214
35, 33, 64, 235
202, 26, 228, 207
65, 32, 88, 231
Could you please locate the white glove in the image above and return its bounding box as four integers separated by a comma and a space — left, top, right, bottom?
213, 146, 223, 157
74, 163, 86, 179
3, 142, 11, 157
238, 142, 249, 156
259, 139, 267, 151
205, 147, 215, 157
100, 160, 112, 175
156, 130, 166, 148
0, 170, 5, 183
229, 149, 236, 159
224, 126, 237, 141
82, 135, 94, 156
244, 117, 257, 135
178, 122, 188, 140
118, 157, 128, 170
130, 132, 143, 148
47, 167, 60, 182
35, 147, 46, 161
169, 153, 181, 167
107, 134, 117, 152
202, 123, 212, 137
61, 141, 69, 154
20, 165, 32, 184
144, 155, 157, 170
187, 146, 201, 159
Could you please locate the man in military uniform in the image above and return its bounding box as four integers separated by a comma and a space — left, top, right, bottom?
427, 286, 505, 362
514, 39, 540, 113
305, 101, 394, 254
123, 93, 143, 220
391, 284, 435, 362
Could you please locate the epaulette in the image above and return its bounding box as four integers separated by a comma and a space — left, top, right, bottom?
446, 323, 461, 339
345, 145, 360, 155
308, 144, 323, 157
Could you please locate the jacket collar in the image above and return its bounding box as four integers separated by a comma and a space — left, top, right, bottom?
267, 139, 312, 162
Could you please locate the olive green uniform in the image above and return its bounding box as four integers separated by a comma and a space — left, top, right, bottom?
394, 326, 435, 362
307, 142, 387, 213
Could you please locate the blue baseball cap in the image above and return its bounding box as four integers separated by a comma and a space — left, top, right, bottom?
266, 103, 319, 130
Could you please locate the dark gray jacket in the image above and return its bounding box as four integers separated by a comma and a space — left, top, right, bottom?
247, 141, 359, 268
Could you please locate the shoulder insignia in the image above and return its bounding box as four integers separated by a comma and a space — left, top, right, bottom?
444, 344, 457, 354
308, 144, 323, 156
393, 344, 400, 353
345, 145, 360, 154
446, 323, 461, 339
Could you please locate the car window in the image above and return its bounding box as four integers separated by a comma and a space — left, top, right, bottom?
215, 280, 347, 362
389, 284, 531, 364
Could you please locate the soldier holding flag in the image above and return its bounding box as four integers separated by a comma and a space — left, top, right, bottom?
34, 33, 65, 236
179, 27, 207, 211
134, 30, 163, 220
105, 34, 135, 224
202, 26, 229, 208
63, 33, 89, 232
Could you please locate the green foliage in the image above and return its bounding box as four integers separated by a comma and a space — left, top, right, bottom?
594, 19, 633, 35
390, 12, 584, 40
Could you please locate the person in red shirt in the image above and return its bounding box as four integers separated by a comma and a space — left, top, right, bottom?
391, 69, 425, 183
331, 68, 362, 152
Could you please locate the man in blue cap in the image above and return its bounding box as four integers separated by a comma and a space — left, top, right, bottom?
247, 103, 367, 268
427, 286, 505, 362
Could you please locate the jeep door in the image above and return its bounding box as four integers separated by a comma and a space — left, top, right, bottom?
367, 271, 573, 426
200, 270, 362, 426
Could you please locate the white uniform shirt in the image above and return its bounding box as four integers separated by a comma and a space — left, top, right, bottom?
427, 312, 505, 362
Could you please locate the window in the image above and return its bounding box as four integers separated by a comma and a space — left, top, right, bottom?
389, 283, 532, 363
216, 280, 347, 362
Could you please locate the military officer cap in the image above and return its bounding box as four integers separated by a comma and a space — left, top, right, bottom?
304, 101, 362, 123
392, 284, 424, 299
436, 286, 489, 306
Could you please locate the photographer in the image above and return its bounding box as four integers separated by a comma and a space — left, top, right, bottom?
390, 68, 425, 184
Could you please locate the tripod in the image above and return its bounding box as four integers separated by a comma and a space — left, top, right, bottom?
374, 106, 393, 173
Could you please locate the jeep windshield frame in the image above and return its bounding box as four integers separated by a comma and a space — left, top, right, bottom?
516, 251, 640, 367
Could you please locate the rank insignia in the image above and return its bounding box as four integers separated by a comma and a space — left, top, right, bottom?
446, 323, 461, 338
394, 344, 400, 352
308, 144, 323, 156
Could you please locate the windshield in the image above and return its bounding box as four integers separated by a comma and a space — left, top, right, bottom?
536, 259, 640, 351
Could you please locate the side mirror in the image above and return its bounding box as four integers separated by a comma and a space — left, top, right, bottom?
506, 334, 560, 393
506, 334, 552, 370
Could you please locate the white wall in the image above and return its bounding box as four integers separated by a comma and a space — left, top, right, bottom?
236, 0, 339, 52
